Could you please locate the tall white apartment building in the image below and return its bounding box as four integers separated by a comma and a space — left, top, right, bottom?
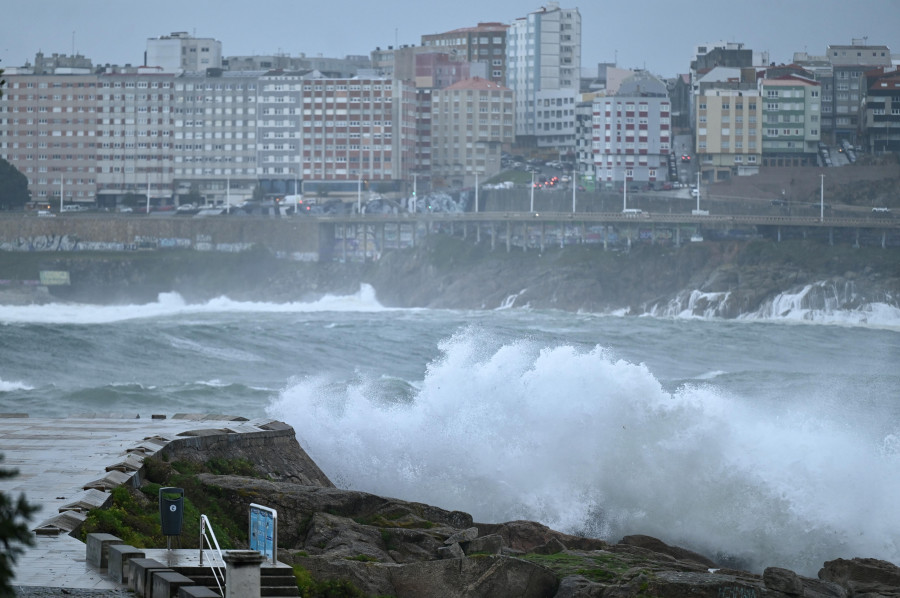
506, 2, 581, 150
172, 71, 261, 203
95, 72, 176, 205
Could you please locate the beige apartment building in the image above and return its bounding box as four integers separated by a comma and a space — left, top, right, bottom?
696, 89, 762, 182
431, 77, 514, 189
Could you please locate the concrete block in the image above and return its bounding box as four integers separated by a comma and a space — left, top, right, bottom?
85, 532, 122, 569
127, 557, 171, 597
108, 543, 145, 583
151, 570, 195, 598
178, 587, 221, 597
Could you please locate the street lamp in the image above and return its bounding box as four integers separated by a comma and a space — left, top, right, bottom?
530, 170, 535, 212
820, 174, 825, 223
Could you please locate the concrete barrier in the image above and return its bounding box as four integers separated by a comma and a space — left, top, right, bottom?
108, 543, 145, 583
128, 557, 173, 597
85, 532, 123, 569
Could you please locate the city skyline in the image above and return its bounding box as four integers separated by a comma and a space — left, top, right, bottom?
1, 0, 897, 79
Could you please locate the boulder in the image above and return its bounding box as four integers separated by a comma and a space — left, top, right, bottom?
819, 557, 900, 596
619, 534, 717, 568
463, 533, 504, 556
388, 555, 559, 598
196, 474, 472, 547
763, 566, 804, 595
477, 520, 607, 553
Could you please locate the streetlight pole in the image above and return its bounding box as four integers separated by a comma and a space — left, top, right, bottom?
696, 171, 701, 213
530, 170, 535, 212
475, 172, 479, 213
357, 174, 362, 214
572, 169, 576, 213
820, 174, 825, 222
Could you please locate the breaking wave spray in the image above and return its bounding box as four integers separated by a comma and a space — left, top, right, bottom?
267, 326, 900, 576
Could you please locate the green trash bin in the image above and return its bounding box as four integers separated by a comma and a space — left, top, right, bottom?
159, 487, 184, 537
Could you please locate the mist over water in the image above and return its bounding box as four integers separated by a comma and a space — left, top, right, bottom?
2, 283, 899, 575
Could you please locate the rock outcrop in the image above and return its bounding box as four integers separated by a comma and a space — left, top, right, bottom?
143, 423, 900, 597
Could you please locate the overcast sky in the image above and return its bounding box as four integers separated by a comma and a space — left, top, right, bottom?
1, 0, 897, 78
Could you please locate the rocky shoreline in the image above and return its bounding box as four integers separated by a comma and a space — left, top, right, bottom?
81, 421, 900, 597
1, 238, 899, 318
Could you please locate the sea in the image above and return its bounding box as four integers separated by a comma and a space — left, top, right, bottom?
1, 283, 899, 577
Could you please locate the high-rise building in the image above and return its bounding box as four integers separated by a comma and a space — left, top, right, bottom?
506, 2, 581, 150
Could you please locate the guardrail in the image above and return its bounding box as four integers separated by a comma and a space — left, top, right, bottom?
199, 514, 225, 595
4, 209, 897, 229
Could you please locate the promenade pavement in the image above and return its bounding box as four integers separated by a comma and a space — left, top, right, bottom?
0, 413, 279, 591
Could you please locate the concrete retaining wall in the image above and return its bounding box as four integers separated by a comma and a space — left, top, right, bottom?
0, 216, 323, 261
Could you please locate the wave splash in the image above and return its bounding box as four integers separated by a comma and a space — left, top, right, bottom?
0, 284, 388, 324
648, 280, 900, 327
268, 327, 900, 576
0, 378, 34, 392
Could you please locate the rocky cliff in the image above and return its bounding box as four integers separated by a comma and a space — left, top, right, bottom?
2, 237, 899, 318
136, 422, 900, 597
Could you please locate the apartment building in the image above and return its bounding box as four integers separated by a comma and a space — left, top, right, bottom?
172, 70, 261, 203
826, 41, 892, 144
431, 77, 514, 189
507, 2, 581, 149
291, 75, 416, 197
760, 75, 822, 167
860, 67, 900, 153
696, 89, 762, 182
0, 72, 101, 207
146, 32, 223, 73
3, 66, 417, 206
95, 71, 176, 206
591, 71, 671, 187
421, 22, 509, 85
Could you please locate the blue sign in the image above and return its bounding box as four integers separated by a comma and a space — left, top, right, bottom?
249, 503, 278, 563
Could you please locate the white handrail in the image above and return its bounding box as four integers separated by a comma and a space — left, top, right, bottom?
199, 514, 225, 595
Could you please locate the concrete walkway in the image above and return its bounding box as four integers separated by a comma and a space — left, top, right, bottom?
0, 413, 281, 590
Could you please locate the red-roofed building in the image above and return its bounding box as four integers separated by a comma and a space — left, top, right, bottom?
421, 23, 509, 85
431, 77, 514, 189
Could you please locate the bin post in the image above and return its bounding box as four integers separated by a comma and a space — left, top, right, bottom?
159, 487, 184, 549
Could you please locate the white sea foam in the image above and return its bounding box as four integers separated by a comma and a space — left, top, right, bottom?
0, 284, 390, 324
0, 378, 34, 392
267, 327, 900, 576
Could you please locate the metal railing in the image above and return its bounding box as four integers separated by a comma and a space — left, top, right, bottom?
199, 514, 225, 595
